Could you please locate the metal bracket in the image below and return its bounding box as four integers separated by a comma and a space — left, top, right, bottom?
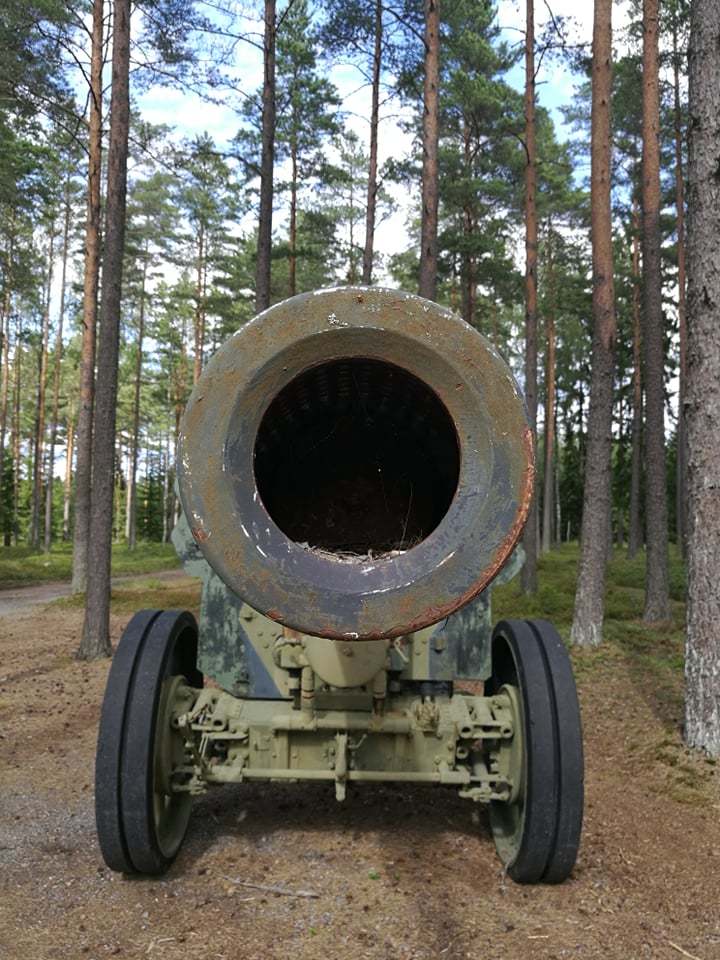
334, 732, 348, 801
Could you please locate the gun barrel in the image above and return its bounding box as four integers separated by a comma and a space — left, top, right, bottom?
178, 287, 533, 641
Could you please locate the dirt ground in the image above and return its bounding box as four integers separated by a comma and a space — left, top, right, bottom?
1, 578, 718, 960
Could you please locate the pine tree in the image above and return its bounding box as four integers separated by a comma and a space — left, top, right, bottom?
521, 0, 539, 593
72, 0, 104, 593
123, 170, 179, 548
177, 134, 237, 382
255, 0, 276, 313
418, 0, 440, 300
641, 0, 670, 622
78, 0, 132, 660
320, 0, 401, 283
684, 0, 720, 756
274, 1, 340, 298
570, 0, 617, 647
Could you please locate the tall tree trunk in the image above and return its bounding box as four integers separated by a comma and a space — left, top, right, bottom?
362, 0, 382, 285
521, 0, 539, 593
63, 413, 74, 540
641, 0, 670, 622
685, 0, 720, 757
127, 255, 147, 550
570, 0, 616, 647
255, 0, 276, 313
554, 421, 561, 545
114, 448, 123, 543
78, 0, 131, 660
616, 393, 625, 547
418, 0, 439, 301
44, 186, 71, 552
348, 172, 358, 283
193, 226, 205, 384
627, 201, 643, 558
162, 429, 171, 543
11, 321, 22, 546
672, 22, 688, 556
173, 327, 188, 469
289, 140, 297, 297
72, 0, 104, 592
0, 235, 13, 508
460, 121, 476, 327
0, 303, 10, 537
30, 229, 54, 549
542, 227, 556, 553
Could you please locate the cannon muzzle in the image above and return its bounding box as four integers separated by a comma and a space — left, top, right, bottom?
178, 287, 533, 640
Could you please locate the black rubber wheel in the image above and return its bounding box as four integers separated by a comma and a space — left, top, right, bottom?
525, 618, 584, 884
487, 619, 559, 883
95, 609, 202, 875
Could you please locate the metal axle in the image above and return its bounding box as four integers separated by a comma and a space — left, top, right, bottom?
168, 685, 521, 805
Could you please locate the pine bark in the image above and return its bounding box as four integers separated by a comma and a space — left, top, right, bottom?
193, 227, 205, 384
362, 0, 382, 285
289, 140, 297, 297
628, 201, 643, 558
460, 121, 476, 327
348, 171, 358, 283
616, 393, 625, 547
641, 0, 670, 622
44, 187, 71, 551
0, 283, 11, 522
418, 0, 439, 301
542, 228, 556, 553
78, 0, 131, 660
63, 414, 74, 540
30, 230, 54, 549
672, 22, 688, 555
570, 0, 616, 647
685, 0, 720, 756
521, 0, 538, 593
127, 254, 147, 550
0, 235, 13, 505
554, 424, 561, 544
72, 0, 103, 592
11, 318, 22, 544
162, 430, 172, 542
255, 0, 276, 313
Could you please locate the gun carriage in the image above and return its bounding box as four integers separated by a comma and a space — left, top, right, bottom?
95, 286, 583, 883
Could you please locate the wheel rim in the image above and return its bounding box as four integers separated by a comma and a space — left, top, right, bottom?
489, 683, 526, 864
152, 675, 194, 859
486, 619, 558, 882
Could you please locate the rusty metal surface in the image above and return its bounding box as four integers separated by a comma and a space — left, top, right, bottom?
178, 286, 533, 641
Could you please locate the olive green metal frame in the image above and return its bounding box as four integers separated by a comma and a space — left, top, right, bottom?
167, 682, 522, 806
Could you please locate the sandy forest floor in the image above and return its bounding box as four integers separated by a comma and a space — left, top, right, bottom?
0, 566, 719, 960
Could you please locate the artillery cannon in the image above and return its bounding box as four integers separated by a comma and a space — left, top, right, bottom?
95, 287, 583, 883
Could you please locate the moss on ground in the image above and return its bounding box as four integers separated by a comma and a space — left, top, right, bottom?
53, 577, 201, 614
494, 541, 688, 727
0, 542, 179, 586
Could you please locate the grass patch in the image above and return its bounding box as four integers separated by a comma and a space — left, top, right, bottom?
494, 542, 688, 731
54, 578, 201, 615
0, 541, 180, 586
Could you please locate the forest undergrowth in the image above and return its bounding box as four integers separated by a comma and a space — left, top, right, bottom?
0, 542, 178, 585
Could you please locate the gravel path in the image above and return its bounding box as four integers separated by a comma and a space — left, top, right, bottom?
0, 568, 186, 617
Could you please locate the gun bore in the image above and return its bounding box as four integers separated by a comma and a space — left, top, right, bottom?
253, 358, 460, 558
